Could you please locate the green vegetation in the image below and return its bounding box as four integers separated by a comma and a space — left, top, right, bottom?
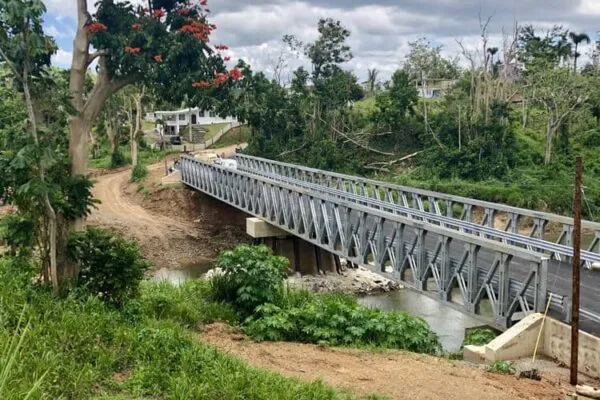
130, 163, 149, 183
0, 256, 353, 399
211, 126, 251, 149
211, 245, 441, 354
462, 328, 498, 347
230, 19, 600, 220
487, 360, 516, 374
67, 228, 150, 306
201, 122, 230, 141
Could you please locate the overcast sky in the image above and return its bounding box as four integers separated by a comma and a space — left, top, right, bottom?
44, 0, 600, 82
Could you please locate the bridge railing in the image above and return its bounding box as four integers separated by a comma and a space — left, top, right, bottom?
182, 155, 550, 328
235, 154, 600, 268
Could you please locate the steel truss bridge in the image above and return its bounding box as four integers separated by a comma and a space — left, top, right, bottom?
180, 154, 600, 331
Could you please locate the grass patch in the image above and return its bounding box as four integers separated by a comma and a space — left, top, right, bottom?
201, 122, 230, 141
462, 328, 498, 347
211, 126, 251, 149
0, 258, 355, 399
89, 145, 178, 171
487, 360, 515, 374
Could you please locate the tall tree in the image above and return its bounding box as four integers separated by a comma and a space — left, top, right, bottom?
569, 32, 591, 71
305, 18, 352, 80
0, 0, 95, 291
366, 68, 379, 95
68, 0, 228, 222
526, 68, 591, 164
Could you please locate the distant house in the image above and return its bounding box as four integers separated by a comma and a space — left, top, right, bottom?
416, 79, 457, 99
147, 107, 237, 136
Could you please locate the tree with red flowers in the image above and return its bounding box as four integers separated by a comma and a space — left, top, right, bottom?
69, 0, 228, 210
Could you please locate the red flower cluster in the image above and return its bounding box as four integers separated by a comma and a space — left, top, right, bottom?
215, 44, 228, 51
192, 67, 244, 89
176, 8, 190, 15
132, 23, 142, 30
154, 54, 163, 62
229, 67, 243, 81
192, 81, 211, 88
124, 46, 142, 54
213, 72, 229, 85
178, 20, 214, 42
87, 22, 107, 34
223, 56, 231, 61
152, 8, 165, 18
200, 0, 208, 6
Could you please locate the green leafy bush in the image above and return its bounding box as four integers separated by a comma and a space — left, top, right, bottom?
462, 328, 498, 347
110, 149, 127, 168
210, 245, 289, 317
245, 292, 441, 354
487, 360, 515, 374
130, 163, 148, 182
67, 228, 150, 306
0, 212, 34, 256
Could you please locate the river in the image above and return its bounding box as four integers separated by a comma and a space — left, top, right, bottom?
359, 290, 486, 352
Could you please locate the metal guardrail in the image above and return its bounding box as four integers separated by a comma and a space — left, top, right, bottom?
240, 166, 600, 267
236, 154, 600, 268
181, 155, 550, 328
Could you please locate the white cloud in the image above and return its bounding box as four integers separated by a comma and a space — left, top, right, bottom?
51, 49, 73, 67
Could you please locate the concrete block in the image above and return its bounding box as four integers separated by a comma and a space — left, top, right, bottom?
246, 217, 288, 238
543, 318, 600, 378
161, 170, 182, 186
485, 313, 544, 362
463, 345, 486, 364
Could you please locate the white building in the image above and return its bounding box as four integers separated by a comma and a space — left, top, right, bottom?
148, 107, 237, 135
416, 79, 457, 99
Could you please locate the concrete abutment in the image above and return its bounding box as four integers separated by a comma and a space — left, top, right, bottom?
247, 217, 339, 275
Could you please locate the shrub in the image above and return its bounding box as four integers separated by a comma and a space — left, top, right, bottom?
210, 245, 289, 317
67, 228, 150, 306
487, 360, 515, 374
462, 328, 498, 347
130, 163, 148, 182
0, 213, 34, 256
245, 292, 441, 354
110, 149, 126, 168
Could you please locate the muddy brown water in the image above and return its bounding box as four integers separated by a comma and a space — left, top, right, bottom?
151, 264, 484, 352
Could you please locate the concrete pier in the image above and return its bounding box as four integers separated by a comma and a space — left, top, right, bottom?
246, 217, 339, 275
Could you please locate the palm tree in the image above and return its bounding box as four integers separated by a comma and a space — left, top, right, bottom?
555, 39, 572, 67
569, 32, 591, 71
366, 68, 379, 95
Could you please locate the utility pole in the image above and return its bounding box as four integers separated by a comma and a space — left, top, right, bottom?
570, 156, 583, 386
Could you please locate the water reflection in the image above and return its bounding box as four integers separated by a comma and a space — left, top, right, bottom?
359, 290, 484, 352
151, 260, 213, 285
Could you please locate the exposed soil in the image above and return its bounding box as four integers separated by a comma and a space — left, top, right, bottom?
201, 323, 572, 400
88, 149, 249, 271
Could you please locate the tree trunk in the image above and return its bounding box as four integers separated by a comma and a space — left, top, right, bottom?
544, 119, 557, 165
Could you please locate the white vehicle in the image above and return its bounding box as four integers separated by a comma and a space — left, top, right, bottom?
219, 159, 237, 169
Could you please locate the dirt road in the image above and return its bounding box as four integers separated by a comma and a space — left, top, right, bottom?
203, 323, 571, 400
88, 145, 248, 269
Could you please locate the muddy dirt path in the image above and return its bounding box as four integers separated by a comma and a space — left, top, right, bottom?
202, 323, 570, 400
88, 145, 248, 270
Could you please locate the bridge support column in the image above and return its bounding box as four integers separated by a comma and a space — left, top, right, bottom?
246, 217, 338, 276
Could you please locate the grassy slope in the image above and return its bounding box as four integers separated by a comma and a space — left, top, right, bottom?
201, 123, 230, 141
0, 261, 354, 400
211, 126, 251, 149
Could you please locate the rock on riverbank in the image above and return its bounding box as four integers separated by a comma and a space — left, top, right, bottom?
286, 266, 401, 295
